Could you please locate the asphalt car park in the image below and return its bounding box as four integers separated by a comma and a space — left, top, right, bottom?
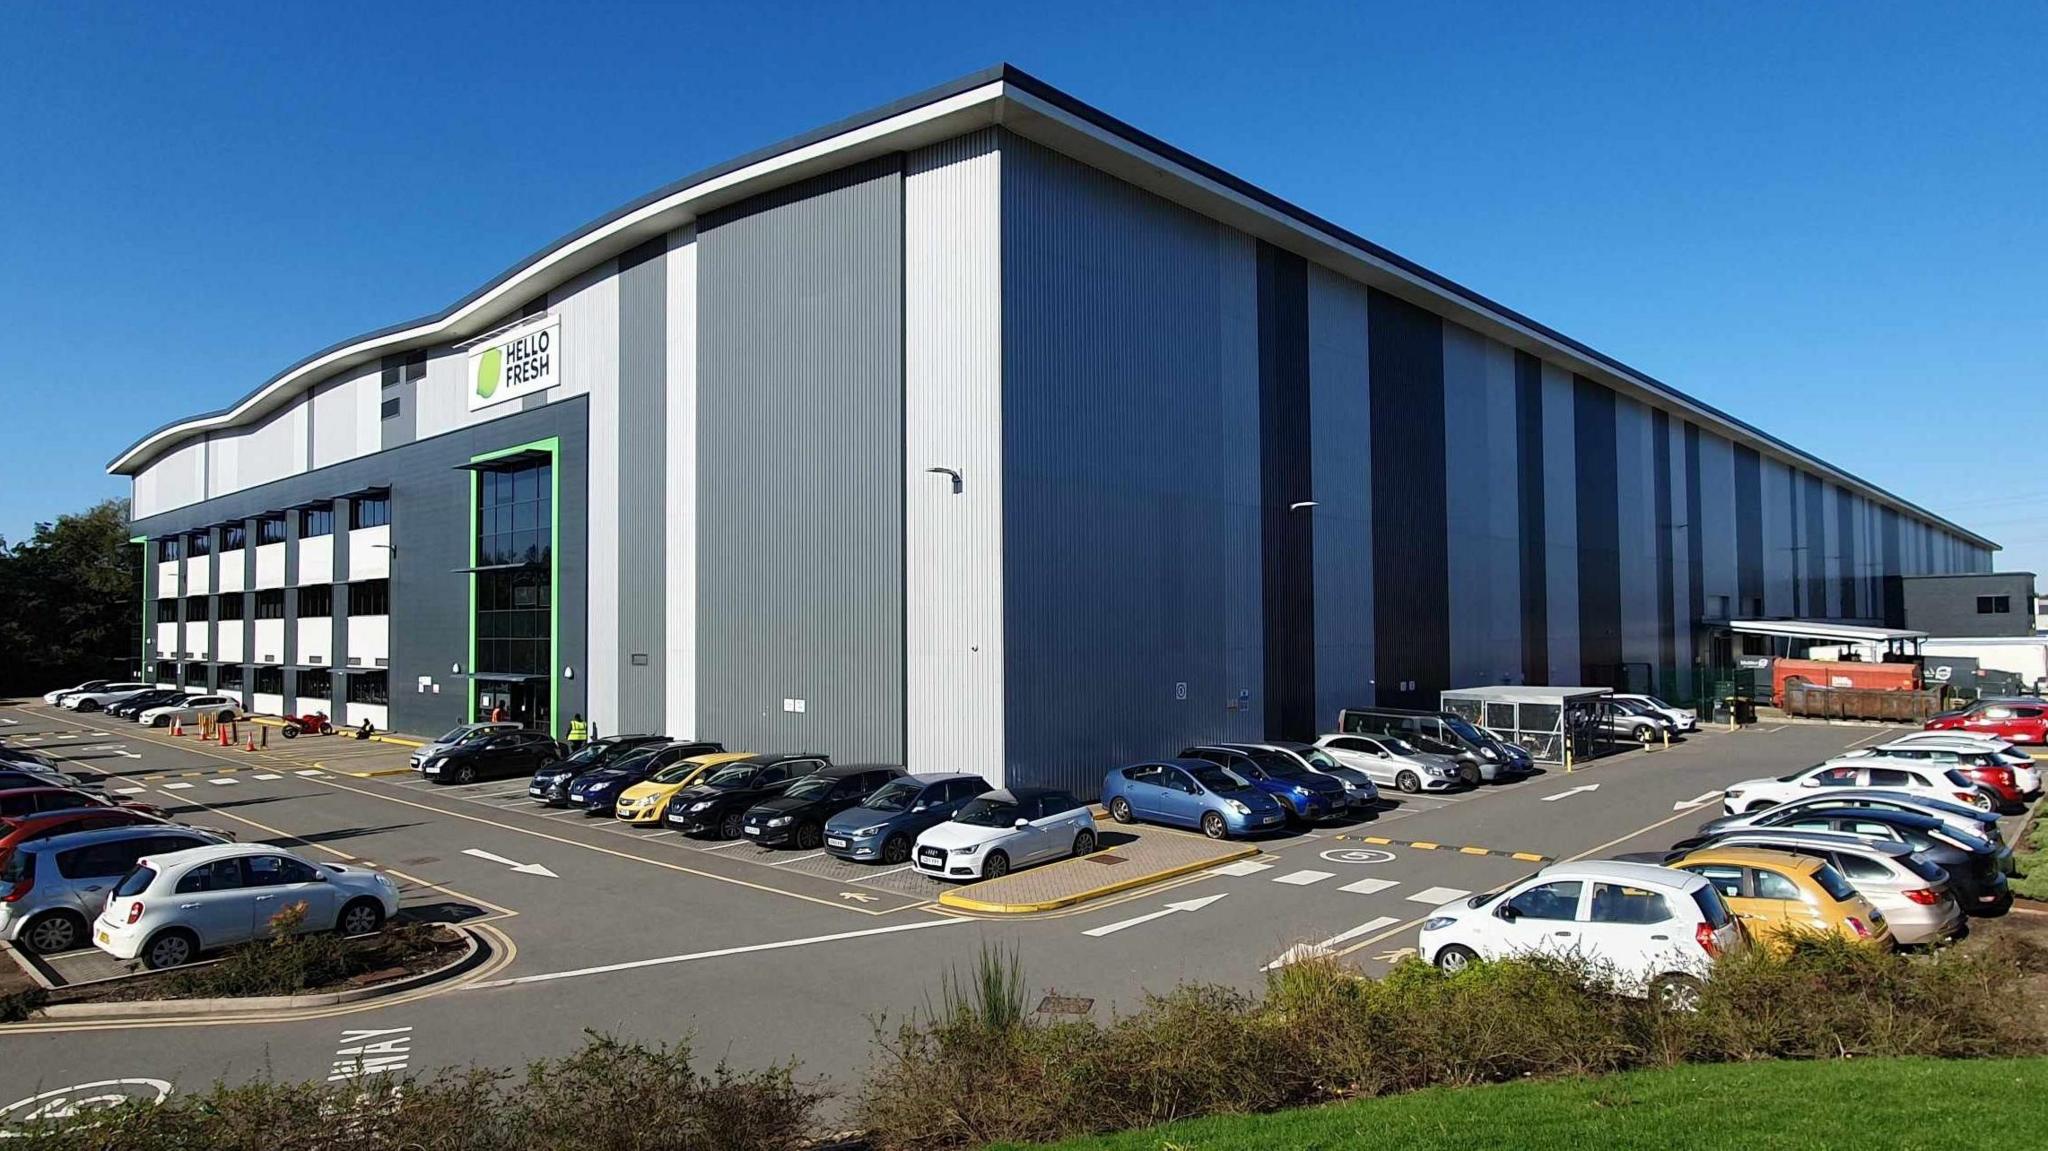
1, 698, 2035, 1122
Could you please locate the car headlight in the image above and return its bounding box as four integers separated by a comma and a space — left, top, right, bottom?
1724, 789, 1743, 800
1225, 799, 1250, 815
854, 825, 886, 837
1292, 784, 1312, 795
1422, 917, 1458, 931
1430, 765, 1454, 777
377, 874, 397, 889
767, 816, 791, 828
1341, 780, 1358, 791
950, 843, 982, 855
1482, 747, 1498, 760
689, 801, 714, 812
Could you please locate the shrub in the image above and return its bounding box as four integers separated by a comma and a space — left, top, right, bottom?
0, 986, 47, 1024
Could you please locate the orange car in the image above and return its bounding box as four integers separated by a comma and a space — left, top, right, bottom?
1670, 846, 1892, 951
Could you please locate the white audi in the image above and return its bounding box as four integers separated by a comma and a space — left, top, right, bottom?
1721, 757, 1993, 815
136, 694, 245, 728
912, 787, 1097, 881
57, 682, 154, 712
95, 843, 399, 969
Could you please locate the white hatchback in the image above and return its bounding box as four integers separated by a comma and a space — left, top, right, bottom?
1721, 757, 1990, 815
1612, 693, 1699, 732
1418, 861, 1742, 1006
912, 788, 1097, 881
94, 843, 399, 969
137, 695, 244, 728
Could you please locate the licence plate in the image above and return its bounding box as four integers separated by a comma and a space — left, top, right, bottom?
919, 850, 943, 865
96, 929, 110, 945
1261, 815, 1281, 824
743, 826, 761, 836
826, 836, 848, 849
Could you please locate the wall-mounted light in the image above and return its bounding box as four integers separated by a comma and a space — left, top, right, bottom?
925, 467, 963, 494
1289, 500, 1318, 512
451, 662, 462, 675
564, 666, 575, 680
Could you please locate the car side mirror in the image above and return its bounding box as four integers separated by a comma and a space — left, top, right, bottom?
1799, 778, 1820, 788
1014, 818, 1030, 829
1188, 785, 1205, 796
1498, 905, 1519, 922
912, 803, 928, 813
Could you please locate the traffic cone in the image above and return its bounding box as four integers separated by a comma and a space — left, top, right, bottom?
220, 726, 230, 747
170, 719, 182, 737
245, 733, 256, 752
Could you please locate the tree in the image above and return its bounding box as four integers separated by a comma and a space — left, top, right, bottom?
0, 499, 141, 694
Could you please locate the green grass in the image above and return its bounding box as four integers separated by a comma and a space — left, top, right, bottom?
2009, 799, 2048, 901
995, 1058, 2048, 1151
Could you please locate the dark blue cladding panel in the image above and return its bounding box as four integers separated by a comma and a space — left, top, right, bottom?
1368, 288, 1448, 708
1573, 376, 1621, 685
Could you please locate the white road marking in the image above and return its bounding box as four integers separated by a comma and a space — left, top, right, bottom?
114, 786, 146, 795
328, 1026, 413, 1082
1262, 942, 1332, 970
466, 917, 973, 989
769, 852, 827, 866
1406, 886, 1471, 904
162, 782, 194, 791
1338, 876, 1399, 895
1082, 893, 1229, 938
1541, 784, 1600, 802
461, 847, 558, 878
1273, 870, 1334, 886
870, 863, 917, 877
1320, 915, 1401, 946
1210, 859, 1275, 877
253, 773, 283, 781
1671, 789, 1723, 811
295, 769, 326, 776
698, 840, 747, 851
208, 777, 239, 786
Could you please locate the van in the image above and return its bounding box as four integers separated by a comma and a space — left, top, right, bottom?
1335, 706, 1532, 783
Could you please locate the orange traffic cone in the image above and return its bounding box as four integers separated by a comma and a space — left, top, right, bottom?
170, 719, 182, 737
219, 726, 230, 747
245, 734, 256, 752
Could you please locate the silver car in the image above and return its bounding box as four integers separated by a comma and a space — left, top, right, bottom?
1672, 828, 1963, 945
409, 721, 522, 771
1314, 733, 1466, 793
0, 825, 229, 954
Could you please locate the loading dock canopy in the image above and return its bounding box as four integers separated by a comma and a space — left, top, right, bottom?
1726, 619, 1927, 645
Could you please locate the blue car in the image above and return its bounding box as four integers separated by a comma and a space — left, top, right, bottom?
1103, 758, 1288, 839
1181, 744, 1348, 823
565, 740, 722, 816
823, 772, 990, 864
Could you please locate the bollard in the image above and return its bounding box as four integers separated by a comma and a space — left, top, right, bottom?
260, 726, 268, 749
1662, 728, 1670, 751
1564, 743, 1574, 773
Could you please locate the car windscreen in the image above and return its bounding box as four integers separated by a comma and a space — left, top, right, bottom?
1380, 737, 1422, 757
563, 742, 621, 766
862, 779, 922, 812
1811, 864, 1858, 903
1299, 748, 1345, 772
954, 798, 1021, 827
601, 750, 657, 774
705, 767, 756, 790
647, 761, 701, 784
1776, 763, 1825, 783
0, 849, 31, 884
1441, 716, 1486, 745
1900, 854, 1947, 883
1250, 751, 1312, 780
1191, 764, 1247, 792
114, 865, 156, 898
784, 777, 835, 801
1689, 885, 1733, 929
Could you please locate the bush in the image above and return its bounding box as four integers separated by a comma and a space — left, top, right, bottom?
856, 937, 2046, 1150
6, 1033, 824, 1151
161, 903, 442, 999
0, 986, 48, 1024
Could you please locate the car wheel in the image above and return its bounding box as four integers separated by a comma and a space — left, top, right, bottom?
1396, 771, 1421, 794
1969, 792, 1994, 813
1634, 725, 1656, 746
881, 834, 912, 865
1434, 944, 1478, 974
796, 822, 823, 851
76, 699, 100, 713
1109, 797, 1135, 824
454, 764, 477, 784
338, 899, 386, 937
150, 716, 168, 728
1652, 973, 1703, 1013
1073, 829, 1096, 856
23, 911, 85, 955
982, 851, 1011, 880
1745, 800, 1776, 814
1201, 810, 1228, 839
142, 929, 198, 970
719, 811, 745, 839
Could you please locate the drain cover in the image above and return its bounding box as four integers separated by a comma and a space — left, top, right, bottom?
1085, 853, 1126, 866
1036, 995, 1094, 1015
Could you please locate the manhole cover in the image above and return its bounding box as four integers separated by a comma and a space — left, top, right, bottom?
1085, 853, 1127, 866
1036, 995, 1094, 1015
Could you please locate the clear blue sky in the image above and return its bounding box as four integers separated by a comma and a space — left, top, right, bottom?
2, 3, 2042, 576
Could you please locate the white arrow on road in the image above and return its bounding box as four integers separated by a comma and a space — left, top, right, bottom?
1541, 784, 1601, 802
461, 848, 558, 878
1082, 893, 1228, 938
838, 892, 879, 904
82, 744, 143, 760
1672, 789, 1724, 811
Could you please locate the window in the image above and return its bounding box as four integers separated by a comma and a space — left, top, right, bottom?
183, 662, 206, 687
1977, 595, 2011, 614
153, 660, 176, 685
245, 855, 319, 886
175, 859, 246, 893
348, 580, 390, 616
1505, 880, 1582, 921
1689, 886, 1734, 930
1848, 820, 1903, 842
218, 664, 244, 691
476, 571, 547, 674
1833, 853, 1892, 882
350, 496, 391, 530
254, 667, 284, 695
58, 840, 152, 880
1589, 883, 1671, 925
380, 396, 402, 420
298, 668, 331, 702
1815, 767, 1858, 787
1752, 869, 1801, 901
156, 597, 177, 622
184, 595, 206, 621
160, 537, 182, 561
298, 585, 333, 617
258, 517, 288, 545
1123, 765, 1161, 784
301, 507, 334, 537
1686, 864, 1745, 901
255, 590, 286, 619
221, 525, 245, 551
217, 594, 244, 621
188, 532, 211, 557
477, 464, 552, 567
1868, 768, 1913, 788
347, 671, 388, 706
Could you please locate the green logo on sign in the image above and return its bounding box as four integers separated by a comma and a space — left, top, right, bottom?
476, 346, 503, 399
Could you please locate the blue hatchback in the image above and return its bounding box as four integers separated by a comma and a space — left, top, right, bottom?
1181, 745, 1349, 823
1102, 758, 1288, 839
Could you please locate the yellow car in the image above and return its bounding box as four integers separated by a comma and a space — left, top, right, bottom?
615, 751, 754, 825
1670, 846, 1893, 952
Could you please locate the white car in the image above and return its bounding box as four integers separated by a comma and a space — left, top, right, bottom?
1721, 757, 1991, 815
137, 695, 245, 728
1314, 733, 1464, 793
42, 680, 111, 705
94, 843, 399, 969
1418, 861, 1742, 1006
1871, 734, 2039, 794
58, 683, 155, 712
911, 787, 1097, 881
410, 721, 523, 771
1613, 693, 1698, 732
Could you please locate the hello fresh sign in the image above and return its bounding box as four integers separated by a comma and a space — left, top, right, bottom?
467, 315, 561, 412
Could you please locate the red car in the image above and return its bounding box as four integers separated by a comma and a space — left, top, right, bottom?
1952, 763, 2027, 811
1925, 699, 2048, 746
0, 787, 167, 821
0, 808, 163, 867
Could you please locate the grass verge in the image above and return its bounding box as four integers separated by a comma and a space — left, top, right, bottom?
2010, 799, 2048, 902
996, 1056, 2048, 1151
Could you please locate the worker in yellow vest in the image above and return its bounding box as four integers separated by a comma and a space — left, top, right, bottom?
566, 713, 588, 754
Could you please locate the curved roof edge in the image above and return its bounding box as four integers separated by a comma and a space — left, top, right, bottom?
106, 64, 1996, 553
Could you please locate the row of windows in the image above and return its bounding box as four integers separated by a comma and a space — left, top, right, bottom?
152, 582, 389, 622
159, 499, 387, 557
1978, 595, 2012, 615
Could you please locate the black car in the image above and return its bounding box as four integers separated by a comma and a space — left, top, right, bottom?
422, 731, 566, 785
664, 754, 833, 839
1673, 806, 2010, 914
740, 765, 905, 849
568, 740, 725, 816
528, 734, 672, 806
108, 690, 184, 719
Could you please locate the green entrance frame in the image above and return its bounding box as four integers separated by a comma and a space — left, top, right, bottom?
467, 437, 561, 735
132, 535, 150, 678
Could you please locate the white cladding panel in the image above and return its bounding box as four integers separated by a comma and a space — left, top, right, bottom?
219, 552, 245, 594
311, 364, 380, 469
254, 542, 286, 589
154, 621, 178, 660
298, 534, 333, 585
253, 619, 285, 665
664, 226, 699, 740
347, 614, 389, 666
217, 625, 244, 664
254, 692, 284, 717
134, 440, 207, 518
347, 526, 390, 580
185, 621, 209, 660
296, 617, 332, 668
183, 555, 211, 595
345, 702, 388, 730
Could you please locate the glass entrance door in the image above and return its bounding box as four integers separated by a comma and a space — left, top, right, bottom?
475, 682, 548, 733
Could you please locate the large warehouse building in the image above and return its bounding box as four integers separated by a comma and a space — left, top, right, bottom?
111, 65, 1997, 795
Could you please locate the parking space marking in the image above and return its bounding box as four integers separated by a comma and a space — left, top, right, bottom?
1338, 877, 1398, 895
1273, 870, 1333, 886
465, 916, 973, 989
871, 863, 916, 877
768, 852, 827, 867
1209, 859, 1275, 877
1337, 834, 1551, 864
1405, 886, 1470, 904
698, 840, 746, 851
295, 769, 325, 776
161, 782, 193, 790
1321, 915, 1402, 946
254, 773, 283, 781
113, 786, 146, 795
208, 777, 238, 786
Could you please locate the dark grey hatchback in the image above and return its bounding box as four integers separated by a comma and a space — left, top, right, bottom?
822, 773, 991, 864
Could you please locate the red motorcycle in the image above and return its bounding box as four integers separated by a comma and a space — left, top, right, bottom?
280, 711, 334, 739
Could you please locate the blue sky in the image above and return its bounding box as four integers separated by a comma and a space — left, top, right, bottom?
2, 3, 2042, 574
